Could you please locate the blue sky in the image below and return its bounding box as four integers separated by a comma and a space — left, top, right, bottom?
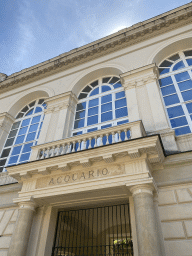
0, 0, 191, 76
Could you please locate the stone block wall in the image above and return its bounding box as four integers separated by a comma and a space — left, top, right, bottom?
0, 208, 18, 256
158, 185, 192, 256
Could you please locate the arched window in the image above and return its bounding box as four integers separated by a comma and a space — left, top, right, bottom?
0, 99, 46, 172
158, 50, 192, 136
72, 76, 128, 136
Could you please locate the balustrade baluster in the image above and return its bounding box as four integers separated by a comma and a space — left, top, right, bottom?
45, 147, 50, 158
61, 143, 66, 155
77, 140, 81, 151
99, 134, 103, 146
50, 146, 56, 157
124, 129, 128, 140
106, 133, 109, 145
72, 141, 76, 152
66, 142, 71, 153
82, 139, 86, 150
112, 132, 115, 144
118, 131, 122, 142
55, 144, 61, 156
94, 136, 97, 147
40, 148, 45, 159
88, 138, 92, 149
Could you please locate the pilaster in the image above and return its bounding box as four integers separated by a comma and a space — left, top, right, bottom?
37, 92, 77, 145
0, 112, 15, 153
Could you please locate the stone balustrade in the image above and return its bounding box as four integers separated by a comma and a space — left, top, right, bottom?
30, 120, 146, 161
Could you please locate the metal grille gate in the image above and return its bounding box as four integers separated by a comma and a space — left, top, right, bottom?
52, 204, 133, 256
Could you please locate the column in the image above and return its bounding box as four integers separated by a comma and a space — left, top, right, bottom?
130, 184, 161, 256
8, 201, 36, 256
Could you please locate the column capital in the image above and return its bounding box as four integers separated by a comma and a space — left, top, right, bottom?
14, 197, 36, 211
130, 184, 155, 196
120, 63, 159, 90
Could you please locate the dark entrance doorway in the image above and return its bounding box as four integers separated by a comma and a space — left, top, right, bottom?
52, 203, 133, 256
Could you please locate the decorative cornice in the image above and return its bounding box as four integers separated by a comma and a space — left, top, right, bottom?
1, 3, 192, 92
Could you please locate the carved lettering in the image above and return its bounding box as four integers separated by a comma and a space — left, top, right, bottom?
102, 168, 109, 175
49, 178, 54, 185
72, 174, 77, 181
80, 172, 86, 179
89, 170, 94, 178
64, 175, 70, 182
57, 177, 62, 183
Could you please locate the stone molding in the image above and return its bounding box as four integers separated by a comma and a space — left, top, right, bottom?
120, 63, 159, 89
1, 3, 192, 92
14, 198, 36, 211
44, 91, 78, 114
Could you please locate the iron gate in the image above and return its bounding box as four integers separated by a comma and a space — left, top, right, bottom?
52, 204, 133, 256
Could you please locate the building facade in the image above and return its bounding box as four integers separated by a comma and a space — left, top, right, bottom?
1, 3, 192, 256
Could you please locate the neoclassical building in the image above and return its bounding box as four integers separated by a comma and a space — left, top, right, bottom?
1, 3, 192, 256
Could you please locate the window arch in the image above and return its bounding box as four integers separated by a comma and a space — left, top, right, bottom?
158, 49, 192, 136
72, 76, 128, 136
0, 99, 46, 172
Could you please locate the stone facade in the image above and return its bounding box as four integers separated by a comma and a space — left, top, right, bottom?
1, 3, 192, 256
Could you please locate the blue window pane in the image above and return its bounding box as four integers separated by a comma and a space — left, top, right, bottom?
186, 102, 192, 114
34, 107, 42, 113
22, 143, 33, 153
170, 117, 188, 128
161, 85, 176, 96
76, 102, 86, 111
90, 87, 99, 96
73, 131, 83, 136
86, 138, 95, 149
115, 98, 127, 108
87, 115, 98, 126
12, 121, 20, 130
116, 107, 128, 118
75, 110, 85, 119
18, 127, 28, 135
101, 94, 112, 104
117, 120, 129, 125
8, 155, 19, 165
5, 138, 14, 147
88, 107, 98, 116
167, 106, 184, 118
25, 132, 36, 142
182, 90, 192, 101
103, 134, 112, 145
21, 119, 30, 127
74, 119, 84, 129
11, 146, 22, 156
87, 127, 97, 132
15, 135, 25, 145
31, 115, 41, 124
159, 77, 173, 87
89, 98, 99, 108
39, 122, 43, 130
187, 59, 192, 66
173, 61, 185, 71
116, 91, 125, 99
101, 102, 112, 113
19, 153, 30, 162
113, 82, 122, 89
101, 111, 112, 122
26, 109, 34, 116
163, 94, 180, 106
8, 129, 17, 138
101, 124, 112, 129
160, 60, 172, 67
159, 68, 169, 75
102, 86, 111, 93
175, 72, 190, 82
178, 80, 192, 91
175, 126, 191, 136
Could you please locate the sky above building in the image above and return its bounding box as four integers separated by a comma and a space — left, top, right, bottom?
0, 0, 191, 76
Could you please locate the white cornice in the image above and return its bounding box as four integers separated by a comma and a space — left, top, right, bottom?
1, 2, 192, 92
